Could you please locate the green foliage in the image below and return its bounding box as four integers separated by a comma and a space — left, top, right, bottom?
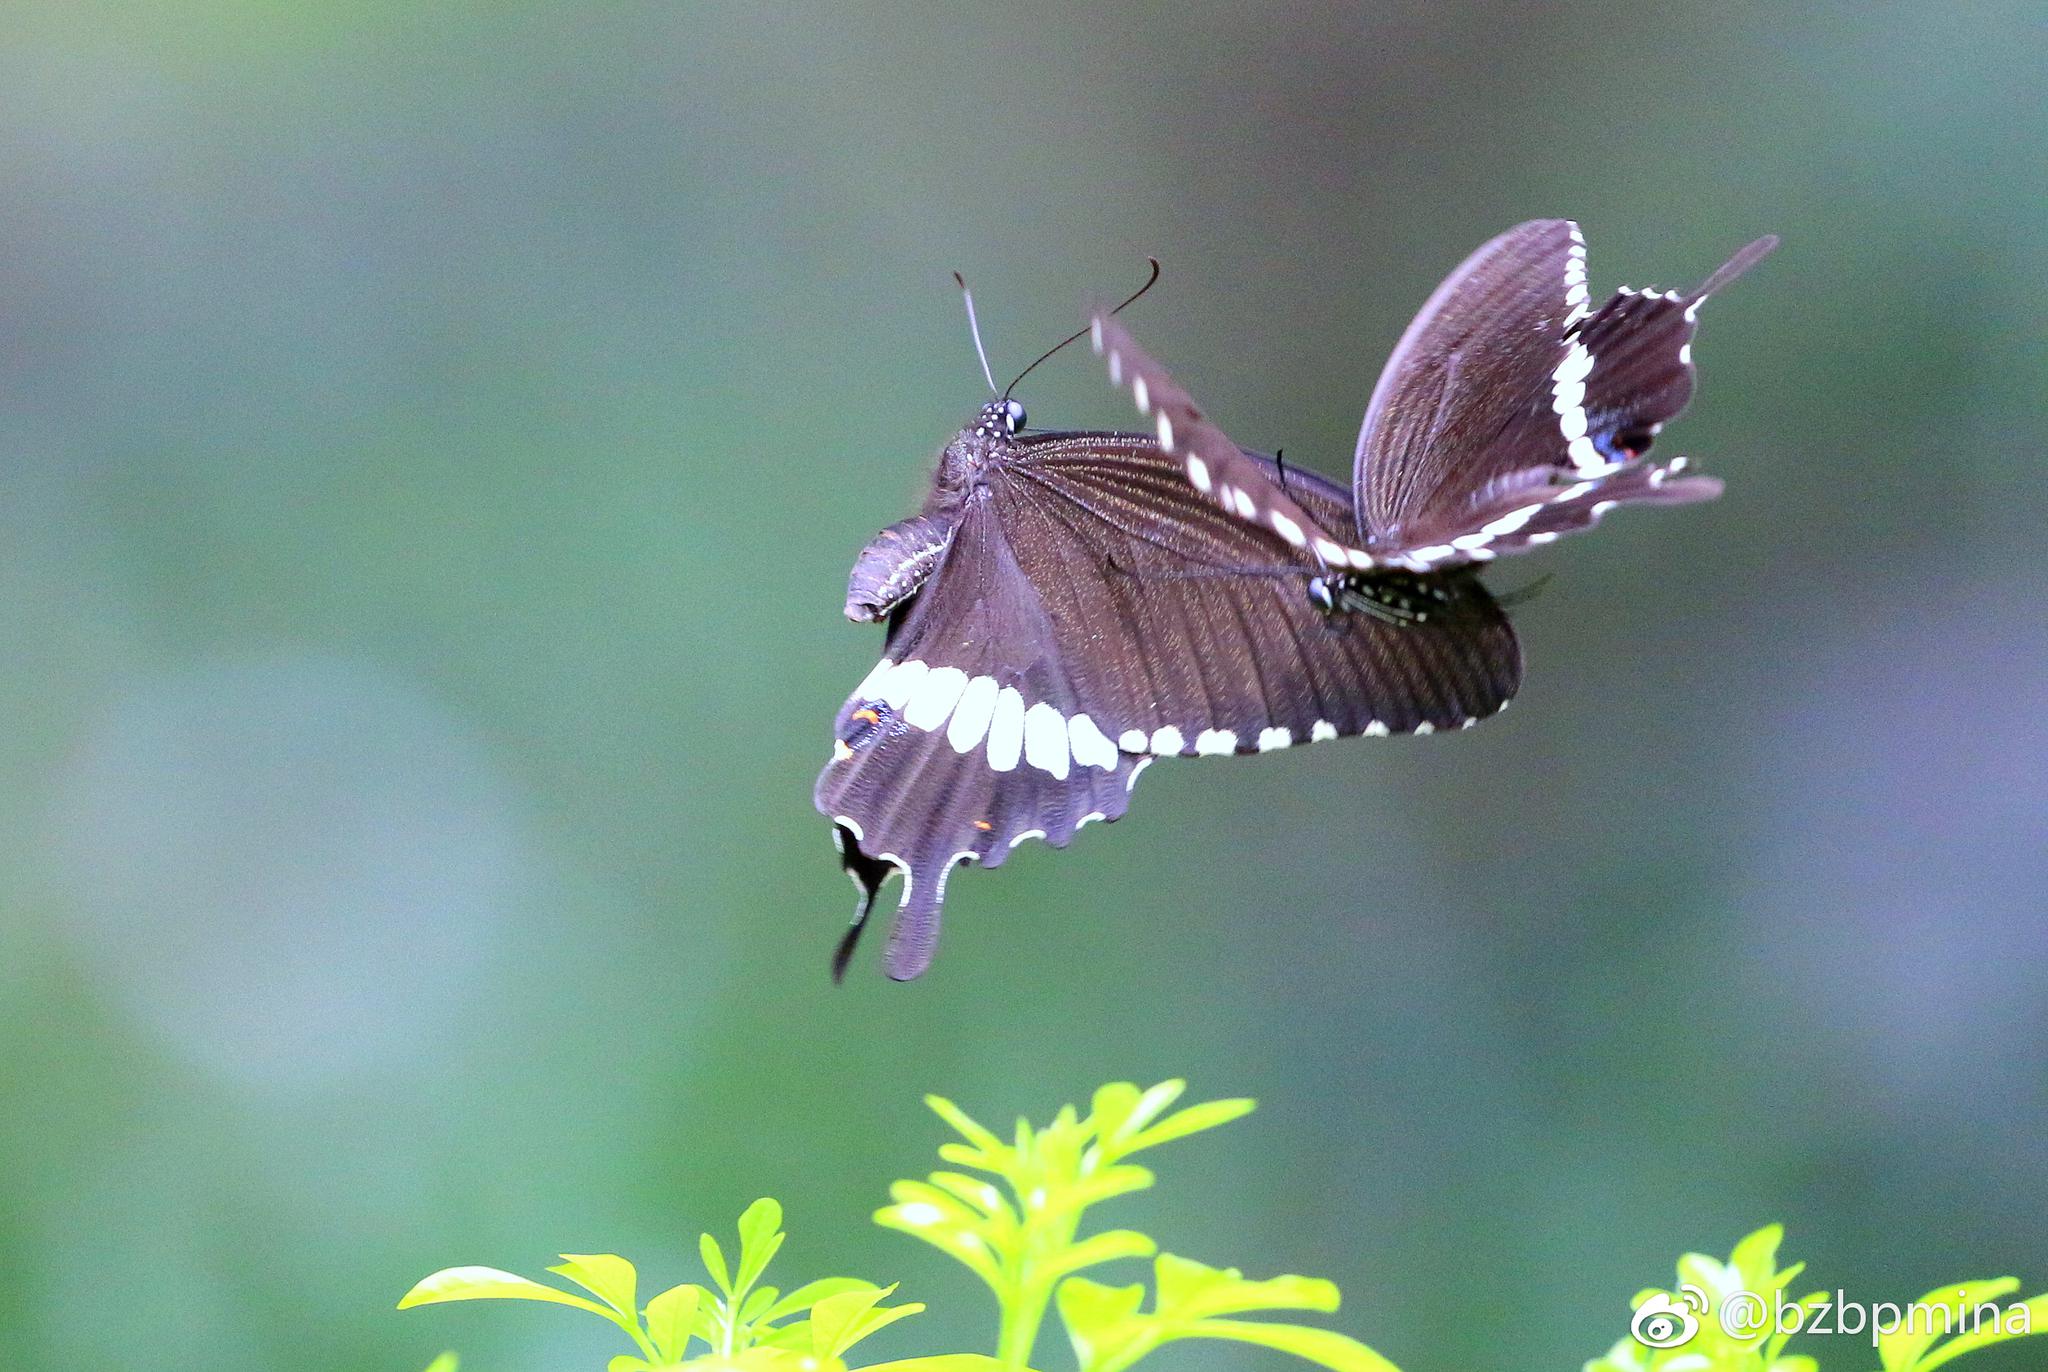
400, 1086, 2041, 1372
401, 1197, 989, 1372
1587, 1224, 2045, 1372
876, 1080, 1392, 1372
1057, 1254, 1397, 1372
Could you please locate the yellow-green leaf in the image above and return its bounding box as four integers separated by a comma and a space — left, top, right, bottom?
551, 1254, 639, 1318
1056, 1276, 1149, 1365
1152, 1253, 1339, 1319
1121, 1081, 1187, 1138
1912, 1292, 2046, 1372
398, 1266, 613, 1317
1177, 1318, 1399, 1372
1728, 1225, 1786, 1290
423, 1355, 458, 1372
736, 1200, 786, 1291
846, 1301, 924, 1351
809, 1286, 887, 1358
700, 1233, 734, 1294
1877, 1279, 2019, 1372
1045, 1229, 1157, 1281
859, 1357, 1014, 1372
646, 1283, 706, 1362
760, 1278, 882, 1323
1120, 1098, 1255, 1154
1089, 1083, 1144, 1140
924, 1095, 1006, 1154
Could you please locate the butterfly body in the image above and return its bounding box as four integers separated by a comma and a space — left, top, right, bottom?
819, 220, 1775, 979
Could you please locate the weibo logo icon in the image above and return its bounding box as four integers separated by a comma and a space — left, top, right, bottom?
1630, 1285, 1709, 1348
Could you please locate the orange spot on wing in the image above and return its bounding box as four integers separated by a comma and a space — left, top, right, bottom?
973, 819, 992, 831
852, 708, 880, 723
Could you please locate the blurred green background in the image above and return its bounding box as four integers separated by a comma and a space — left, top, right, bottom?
2, 2, 2044, 1369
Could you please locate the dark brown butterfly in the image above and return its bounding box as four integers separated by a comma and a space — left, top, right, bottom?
817, 220, 1775, 979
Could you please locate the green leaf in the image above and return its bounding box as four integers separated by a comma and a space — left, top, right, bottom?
1728, 1224, 1786, 1290
1089, 1082, 1144, 1142
423, 1355, 458, 1372
858, 1358, 1012, 1372
873, 1195, 1004, 1290
759, 1278, 883, 1324
1056, 1285, 1155, 1351
735, 1199, 786, 1293
701, 1232, 734, 1295
551, 1254, 640, 1319
740, 1284, 782, 1326
847, 1300, 926, 1348
1912, 1291, 2046, 1372
1878, 1279, 2019, 1372
398, 1266, 615, 1317
881, 1180, 982, 1229
808, 1284, 923, 1361
610, 1359, 652, 1372
758, 1317, 815, 1350
1057, 1277, 1148, 1332
646, 1283, 706, 1362
1179, 1318, 1399, 1372
937, 1143, 1005, 1174
1067, 1165, 1155, 1209
926, 1095, 1008, 1156
927, 1170, 1013, 1219
1152, 1253, 1338, 1320
1118, 1098, 1255, 1155
1057, 1277, 1151, 1369
1045, 1230, 1158, 1281
1113, 1082, 1186, 1145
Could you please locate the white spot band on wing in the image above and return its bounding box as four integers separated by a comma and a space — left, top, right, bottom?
947, 675, 1001, 752
1022, 701, 1070, 780
986, 687, 1026, 772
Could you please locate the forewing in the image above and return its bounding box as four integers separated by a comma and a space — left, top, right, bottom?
1089, 311, 1383, 571
1001, 436, 1521, 746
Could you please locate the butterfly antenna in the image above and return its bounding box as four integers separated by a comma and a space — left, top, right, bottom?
952, 271, 1000, 395
1003, 257, 1161, 399
1689, 234, 1780, 304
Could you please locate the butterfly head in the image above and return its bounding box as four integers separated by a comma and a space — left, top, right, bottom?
973, 397, 1026, 439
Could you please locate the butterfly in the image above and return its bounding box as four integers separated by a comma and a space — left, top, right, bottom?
816, 219, 1776, 979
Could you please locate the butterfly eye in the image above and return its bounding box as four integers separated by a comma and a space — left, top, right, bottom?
1002, 399, 1026, 433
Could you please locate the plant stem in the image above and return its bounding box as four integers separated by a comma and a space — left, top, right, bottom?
610, 1310, 662, 1364
997, 1276, 1047, 1371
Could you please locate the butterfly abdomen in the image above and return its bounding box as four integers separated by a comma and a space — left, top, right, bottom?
1322, 569, 1487, 626
845, 512, 956, 622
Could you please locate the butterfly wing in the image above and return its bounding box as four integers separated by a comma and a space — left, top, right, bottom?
1351, 222, 1776, 563
815, 439, 1519, 980
1089, 311, 1385, 570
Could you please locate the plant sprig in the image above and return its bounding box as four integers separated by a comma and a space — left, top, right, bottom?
876, 1079, 1392, 1372
401, 1198, 990, 1372
399, 1084, 2045, 1372
1589, 1224, 2046, 1372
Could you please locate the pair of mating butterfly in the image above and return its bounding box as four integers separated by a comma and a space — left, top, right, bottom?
816, 219, 1776, 980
